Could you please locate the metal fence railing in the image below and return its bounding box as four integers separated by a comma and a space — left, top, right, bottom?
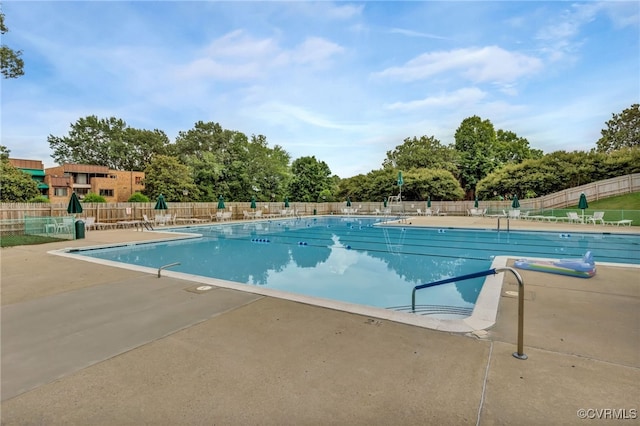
1, 216, 76, 240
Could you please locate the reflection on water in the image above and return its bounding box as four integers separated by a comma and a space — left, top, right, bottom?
82, 217, 639, 311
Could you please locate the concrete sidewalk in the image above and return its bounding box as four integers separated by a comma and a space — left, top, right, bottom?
1, 220, 639, 425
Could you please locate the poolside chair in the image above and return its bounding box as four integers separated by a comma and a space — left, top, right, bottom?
566, 212, 584, 224
142, 214, 154, 225
508, 210, 521, 219
424, 208, 432, 216
84, 217, 96, 231
587, 211, 605, 225
55, 217, 74, 234
605, 219, 632, 226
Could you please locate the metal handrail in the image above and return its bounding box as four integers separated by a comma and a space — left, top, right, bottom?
497, 216, 510, 232
411, 266, 527, 360
157, 262, 181, 278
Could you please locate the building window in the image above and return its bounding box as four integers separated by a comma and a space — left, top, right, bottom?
75, 173, 88, 184
54, 187, 68, 196
75, 188, 89, 197
135, 176, 142, 185
99, 189, 114, 197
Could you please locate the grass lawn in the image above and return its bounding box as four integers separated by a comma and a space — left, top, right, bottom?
565, 192, 640, 225
0, 234, 66, 248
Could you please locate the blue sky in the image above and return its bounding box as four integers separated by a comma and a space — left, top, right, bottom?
2, 1, 638, 178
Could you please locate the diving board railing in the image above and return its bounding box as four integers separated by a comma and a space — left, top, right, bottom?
411, 267, 527, 360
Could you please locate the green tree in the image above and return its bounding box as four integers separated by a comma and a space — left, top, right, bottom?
495, 130, 543, 165
143, 155, 200, 202
596, 104, 640, 153
400, 169, 465, 201
177, 123, 291, 202
475, 148, 640, 200
48, 116, 170, 170
1, 13, 24, 79
288, 156, 332, 202
454, 116, 498, 196
0, 147, 39, 202
383, 135, 459, 176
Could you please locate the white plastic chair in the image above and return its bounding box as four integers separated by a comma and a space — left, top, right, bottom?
588, 211, 605, 225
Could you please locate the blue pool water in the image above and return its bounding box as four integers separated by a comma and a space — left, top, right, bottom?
79, 216, 640, 316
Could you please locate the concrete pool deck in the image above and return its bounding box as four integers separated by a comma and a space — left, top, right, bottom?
1, 216, 639, 424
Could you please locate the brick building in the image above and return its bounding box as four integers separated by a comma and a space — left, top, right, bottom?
44, 164, 145, 203
8, 158, 48, 197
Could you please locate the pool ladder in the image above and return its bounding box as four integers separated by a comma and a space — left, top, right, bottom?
411, 267, 527, 360
497, 217, 510, 232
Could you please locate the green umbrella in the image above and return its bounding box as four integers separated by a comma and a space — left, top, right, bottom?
67, 192, 83, 215
474, 196, 479, 208
511, 195, 520, 209
578, 193, 588, 221
397, 171, 403, 187
154, 194, 168, 210
284, 197, 290, 208
578, 193, 588, 210
383, 198, 387, 208
250, 196, 257, 209
217, 195, 225, 209
427, 196, 431, 208
346, 197, 351, 207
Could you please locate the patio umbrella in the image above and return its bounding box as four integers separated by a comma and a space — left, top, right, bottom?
511, 195, 520, 209
397, 171, 404, 201
474, 196, 479, 208
427, 196, 431, 208
250, 196, 257, 210
346, 197, 351, 207
154, 194, 168, 210
66, 192, 83, 215
217, 195, 225, 209
284, 197, 290, 208
383, 197, 387, 208
578, 192, 588, 222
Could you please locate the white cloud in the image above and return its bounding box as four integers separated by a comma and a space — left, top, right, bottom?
389, 28, 448, 40
175, 31, 343, 80
292, 37, 345, 65
375, 46, 543, 84
386, 87, 487, 111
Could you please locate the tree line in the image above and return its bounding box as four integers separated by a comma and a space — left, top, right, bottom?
2, 104, 638, 203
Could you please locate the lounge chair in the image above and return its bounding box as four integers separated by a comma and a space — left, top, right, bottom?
566, 212, 584, 224
508, 209, 521, 219
605, 219, 632, 226
55, 217, 74, 234
587, 211, 605, 225
83, 217, 96, 231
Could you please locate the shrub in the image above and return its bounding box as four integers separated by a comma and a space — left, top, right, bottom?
83, 192, 107, 203
28, 195, 50, 203
128, 192, 150, 202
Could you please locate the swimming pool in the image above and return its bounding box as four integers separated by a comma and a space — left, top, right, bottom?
76, 216, 640, 321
